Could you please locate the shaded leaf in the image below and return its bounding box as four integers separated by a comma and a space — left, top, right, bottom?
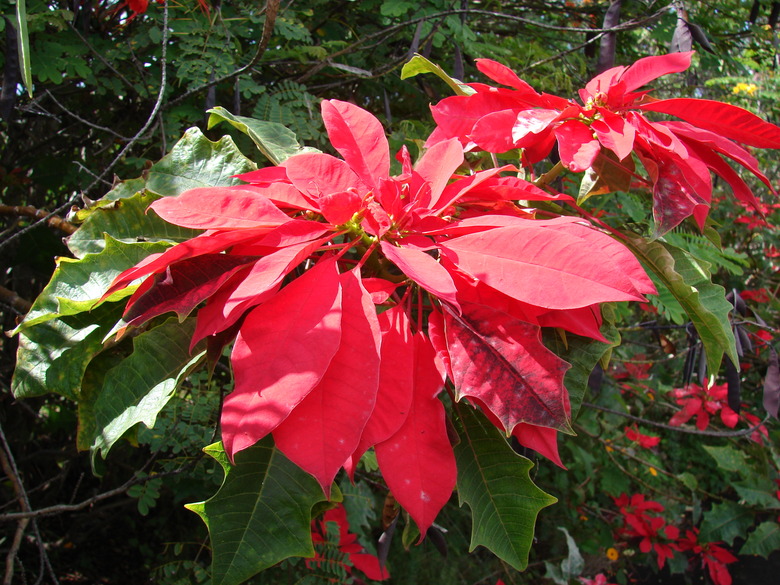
702, 445, 749, 473
12, 303, 124, 400
207, 106, 318, 165
700, 501, 754, 545
90, 318, 204, 460
187, 440, 333, 585
626, 236, 737, 376
740, 522, 780, 558
453, 404, 557, 571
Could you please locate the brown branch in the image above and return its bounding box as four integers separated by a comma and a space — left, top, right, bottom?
0, 284, 32, 315
0, 443, 30, 585
0, 204, 77, 235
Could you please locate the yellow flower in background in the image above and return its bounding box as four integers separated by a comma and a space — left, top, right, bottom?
606, 547, 620, 561
648, 466, 658, 477
732, 82, 758, 96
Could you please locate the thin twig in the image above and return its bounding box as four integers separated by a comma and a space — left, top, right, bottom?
583, 402, 771, 436
165, 0, 280, 110
45, 90, 130, 140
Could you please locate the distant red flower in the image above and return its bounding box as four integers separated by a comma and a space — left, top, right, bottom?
613, 493, 679, 569
740, 288, 770, 303
676, 528, 737, 585
668, 382, 739, 430
309, 504, 389, 581
624, 425, 661, 449
580, 574, 618, 585
428, 52, 780, 235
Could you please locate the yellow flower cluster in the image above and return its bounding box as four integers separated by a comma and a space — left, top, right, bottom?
732, 82, 758, 96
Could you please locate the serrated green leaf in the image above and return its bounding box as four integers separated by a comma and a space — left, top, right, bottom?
733, 479, 780, 508
207, 106, 319, 165
626, 236, 737, 375
702, 444, 750, 473
90, 318, 204, 460
66, 191, 199, 258
145, 127, 256, 197
12, 303, 124, 400
401, 54, 475, 97
186, 440, 334, 585
14, 236, 170, 334
740, 521, 780, 557
454, 404, 557, 570
700, 501, 754, 545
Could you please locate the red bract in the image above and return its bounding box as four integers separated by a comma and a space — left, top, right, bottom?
676, 529, 737, 585
309, 504, 389, 581
668, 382, 739, 430
107, 99, 655, 535
624, 425, 661, 449
613, 493, 678, 569
428, 52, 780, 234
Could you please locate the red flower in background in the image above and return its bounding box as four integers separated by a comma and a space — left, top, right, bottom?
613, 493, 678, 569
676, 529, 737, 585
428, 52, 780, 235
624, 425, 661, 449
668, 382, 739, 430
309, 504, 389, 581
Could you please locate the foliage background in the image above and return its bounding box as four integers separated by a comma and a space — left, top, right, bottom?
1, 0, 780, 583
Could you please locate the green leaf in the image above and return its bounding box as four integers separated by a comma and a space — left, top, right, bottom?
453, 403, 557, 570
186, 440, 334, 585
699, 501, 754, 545
15, 0, 33, 97
67, 191, 199, 258
145, 127, 257, 197
544, 527, 584, 585
13, 236, 170, 334
626, 236, 738, 375
401, 54, 475, 97
71, 178, 147, 223
543, 307, 620, 416
702, 445, 749, 474
733, 479, 780, 509
12, 303, 124, 400
740, 521, 780, 558
90, 318, 204, 460
207, 106, 319, 165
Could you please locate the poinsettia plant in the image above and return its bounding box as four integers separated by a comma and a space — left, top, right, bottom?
10, 47, 780, 585
103, 97, 655, 537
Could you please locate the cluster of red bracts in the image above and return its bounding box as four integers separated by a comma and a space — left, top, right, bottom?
105, 50, 780, 536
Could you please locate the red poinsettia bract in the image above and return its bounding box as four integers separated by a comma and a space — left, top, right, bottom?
613, 494, 679, 569
105, 99, 654, 535
428, 52, 780, 235
309, 504, 389, 581
676, 528, 737, 585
